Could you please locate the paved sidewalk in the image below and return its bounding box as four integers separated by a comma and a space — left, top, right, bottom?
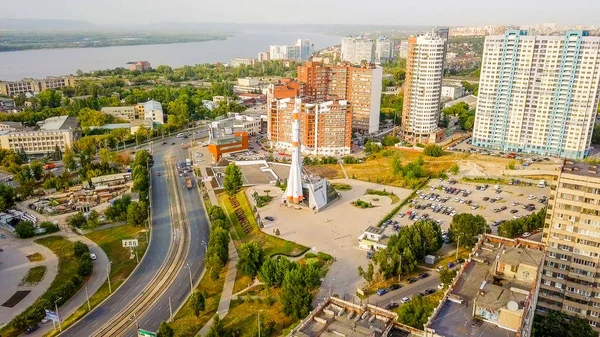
29, 233, 110, 336
197, 238, 238, 336
339, 162, 349, 179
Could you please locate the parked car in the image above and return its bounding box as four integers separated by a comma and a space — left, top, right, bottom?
483, 197, 490, 201
265, 216, 275, 221
390, 283, 401, 290
400, 296, 411, 303
448, 262, 455, 268
425, 288, 436, 295
89, 253, 97, 260
457, 258, 465, 263
510, 209, 518, 214
25, 325, 40, 334
418, 272, 430, 279
522, 232, 532, 238
438, 283, 445, 289
385, 302, 400, 310
377, 288, 388, 296
366, 251, 373, 259
407, 277, 418, 284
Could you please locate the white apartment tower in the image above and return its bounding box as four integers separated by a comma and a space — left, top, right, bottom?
269, 39, 313, 61
401, 34, 447, 144
375, 37, 396, 62
341, 37, 375, 65
472, 30, 600, 159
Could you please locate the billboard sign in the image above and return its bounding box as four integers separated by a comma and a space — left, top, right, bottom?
137, 329, 156, 337
44, 309, 60, 322
122, 239, 139, 248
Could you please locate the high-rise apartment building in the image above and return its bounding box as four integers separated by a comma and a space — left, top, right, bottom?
538, 160, 600, 332
268, 97, 352, 156
401, 34, 447, 144
472, 30, 600, 159
0, 76, 75, 96
375, 37, 396, 62
341, 37, 375, 65
297, 62, 382, 133
269, 39, 313, 61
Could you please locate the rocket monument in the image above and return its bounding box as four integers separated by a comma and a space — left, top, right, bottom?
284, 98, 304, 203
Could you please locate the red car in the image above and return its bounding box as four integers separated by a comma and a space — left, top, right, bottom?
157, 172, 162, 176
406, 210, 413, 215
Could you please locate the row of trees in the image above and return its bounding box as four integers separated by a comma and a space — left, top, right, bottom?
360, 220, 443, 282
498, 208, 546, 238
205, 205, 231, 279
390, 156, 429, 188
14, 220, 59, 238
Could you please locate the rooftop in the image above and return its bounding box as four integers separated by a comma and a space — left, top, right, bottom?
444, 94, 478, 108
364, 226, 385, 235
39, 116, 79, 131
428, 235, 544, 337
561, 159, 600, 178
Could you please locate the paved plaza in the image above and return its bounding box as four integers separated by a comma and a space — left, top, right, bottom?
245, 178, 413, 302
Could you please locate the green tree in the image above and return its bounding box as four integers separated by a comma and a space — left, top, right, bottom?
127, 201, 148, 227
78, 108, 107, 127
188, 291, 206, 317
423, 144, 443, 157
449, 213, 487, 248
36, 89, 62, 108
593, 124, 600, 144
63, 145, 77, 172
67, 212, 88, 229
99, 148, 116, 165
532, 310, 597, 337
280, 267, 313, 320
237, 242, 265, 278
156, 321, 175, 337
30, 161, 44, 180
439, 267, 457, 285
223, 163, 243, 195
449, 163, 459, 175
73, 241, 90, 257
396, 295, 436, 329
15, 221, 35, 238
105, 195, 131, 221
381, 135, 400, 146
258, 256, 294, 287
0, 184, 15, 211
206, 314, 227, 337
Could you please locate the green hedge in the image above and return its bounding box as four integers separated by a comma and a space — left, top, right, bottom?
377, 178, 431, 227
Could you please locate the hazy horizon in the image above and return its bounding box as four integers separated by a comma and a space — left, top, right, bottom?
1, 0, 597, 27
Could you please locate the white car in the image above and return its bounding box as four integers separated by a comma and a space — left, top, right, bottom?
522, 232, 532, 238
90, 253, 97, 260
438, 283, 445, 290
528, 195, 536, 200
400, 296, 411, 304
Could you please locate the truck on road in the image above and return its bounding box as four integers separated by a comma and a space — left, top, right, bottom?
185, 176, 193, 189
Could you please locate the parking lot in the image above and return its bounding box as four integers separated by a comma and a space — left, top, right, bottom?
382, 179, 549, 238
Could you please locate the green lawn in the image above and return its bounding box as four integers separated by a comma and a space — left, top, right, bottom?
331, 182, 352, 191
366, 188, 400, 204
20, 266, 47, 285
45, 225, 149, 337
221, 191, 308, 257
26, 253, 44, 262
171, 265, 228, 337
0, 236, 82, 337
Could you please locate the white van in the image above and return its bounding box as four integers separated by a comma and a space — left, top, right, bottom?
176, 133, 184, 138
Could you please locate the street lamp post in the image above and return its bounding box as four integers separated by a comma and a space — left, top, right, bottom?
201, 240, 207, 253
185, 263, 193, 293
169, 296, 173, 322
85, 285, 91, 311
54, 297, 62, 332
107, 261, 113, 294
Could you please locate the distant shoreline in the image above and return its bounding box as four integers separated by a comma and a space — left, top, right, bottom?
0, 33, 232, 52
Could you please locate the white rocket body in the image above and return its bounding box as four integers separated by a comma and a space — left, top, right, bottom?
285, 98, 304, 203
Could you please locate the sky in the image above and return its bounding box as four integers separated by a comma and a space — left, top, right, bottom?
1, 0, 596, 27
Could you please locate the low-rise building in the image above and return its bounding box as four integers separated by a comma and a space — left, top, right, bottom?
0, 98, 16, 111
0, 116, 78, 154
357, 226, 388, 250
443, 95, 478, 110
127, 61, 151, 72
207, 132, 249, 161
230, 57, 256, 67
0, 76, 75, 96
426, 235, 544, 337
0, 121, 24, 131
100, 100, 164, 125
441, 82, 465, 100
237, 77, 259, 87
91, 173, 132, 187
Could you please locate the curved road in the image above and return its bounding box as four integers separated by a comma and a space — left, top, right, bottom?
62, 134, 210, 336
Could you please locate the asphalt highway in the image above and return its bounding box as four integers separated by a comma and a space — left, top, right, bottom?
62, 133, 210, 336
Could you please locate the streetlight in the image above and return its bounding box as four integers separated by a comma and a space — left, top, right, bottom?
54, 297, 62, 332
85, 285, 91, 311
257, 310, 264, 337
130, 313, 139, 328
169, 295, 173, 322
184, 263, 193, 293
107, 261, 113, 294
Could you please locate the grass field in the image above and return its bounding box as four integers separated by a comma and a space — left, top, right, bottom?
331, 182, 352, 191
44, 225, 149, 337
171, 266, 228, 337
366, 188, 400, 204
222, 290, 295, 337
0, 236, 82, 337
20, 266, 46, 285
26, 253, 44, 262
221, 191, 308, 257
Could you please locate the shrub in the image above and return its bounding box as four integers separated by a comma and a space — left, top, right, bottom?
15, 221, 35, 238
317, 252, 333, 261
304, 252, 317, 259
39, 221, 60, 234
423, 144, 443, 157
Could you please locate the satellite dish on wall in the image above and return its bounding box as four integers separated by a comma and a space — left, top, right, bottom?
507, 301, 519, 311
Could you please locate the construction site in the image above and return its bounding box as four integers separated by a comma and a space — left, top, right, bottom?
28, 172, 133, 215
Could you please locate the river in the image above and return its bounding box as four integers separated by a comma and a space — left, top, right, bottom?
0, 31, 340, 80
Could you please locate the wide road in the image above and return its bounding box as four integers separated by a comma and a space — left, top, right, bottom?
122, 136, 210, 335
62, 132, 209, 336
